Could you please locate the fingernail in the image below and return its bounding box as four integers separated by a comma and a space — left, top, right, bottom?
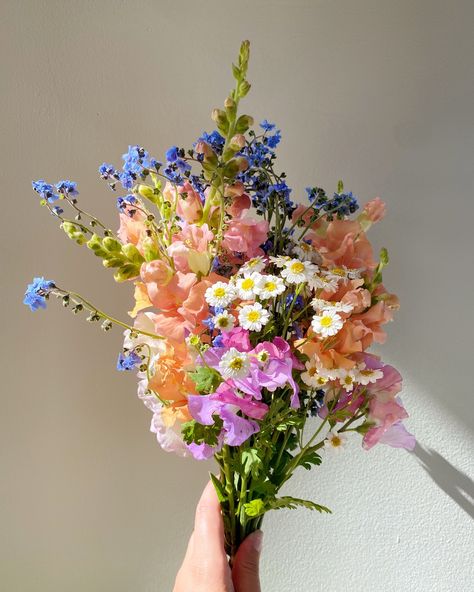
251, 530, 263, 553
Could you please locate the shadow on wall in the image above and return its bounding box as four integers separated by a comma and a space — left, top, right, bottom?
412, 443, 474, 520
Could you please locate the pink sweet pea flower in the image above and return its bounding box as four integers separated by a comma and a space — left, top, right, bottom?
363, 197, 386, 223
221, 327, 252, 352
363, 397, 414, 450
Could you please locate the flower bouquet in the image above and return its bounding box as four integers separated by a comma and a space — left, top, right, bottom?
25, 41, 415, 564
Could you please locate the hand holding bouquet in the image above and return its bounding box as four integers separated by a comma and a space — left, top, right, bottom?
25, 41, 414, 564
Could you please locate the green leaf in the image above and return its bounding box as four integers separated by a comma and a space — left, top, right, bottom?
188, 366, 222, 394
337, 179, 344, 193
243, 498, 266, 517
209, 473, 226, 504
270, 496, 331, 514
242, 448, 263, 478
296, 449, 322, 471
181, 418, 223, 447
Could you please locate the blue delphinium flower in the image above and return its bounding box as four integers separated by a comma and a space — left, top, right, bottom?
267, 130, 281, 149
212, 334, 224, 347
23, 277, 55, 311
116, 351, 142, 371
260, 119, 276, 132
163, 148, 191, 184
55, 180, 79, 198
165, 146, 179, 162
306, 187, 359, 219
117, 145, 159, 190
285, 294, 304, 310
116, 195, 137, 216
32, 180, 58, 203
99, 163, 117, 179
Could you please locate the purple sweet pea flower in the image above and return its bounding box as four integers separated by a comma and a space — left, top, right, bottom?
187, 440, 222, 460
187, 384, 268, 453
378, 421, 416, 450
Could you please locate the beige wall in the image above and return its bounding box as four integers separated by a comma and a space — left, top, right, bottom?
1, 1, 473, 590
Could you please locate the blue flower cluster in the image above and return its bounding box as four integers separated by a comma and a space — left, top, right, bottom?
306, 187, 359, 220
99, 145, 160, 191
163, 145, 191, 185
116, 350, 142, 371
24, 277, 55, 311
116, 194, 138, 217
32, 179, 79, 203
237, 120, 293, 216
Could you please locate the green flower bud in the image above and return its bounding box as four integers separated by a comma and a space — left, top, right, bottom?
103, 236, 123, 253
141, 237, 160, 262
114, 263, 140, 282
234, 114, 254, 134
61, 221, 87, 245
121, 243, 144, 265
138, 184, 160, 205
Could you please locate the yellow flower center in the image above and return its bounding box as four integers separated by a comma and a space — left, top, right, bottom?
241, 278, 254, 291
229, 358, 243, 371
360, 369, 374, 376
217, 318, 229, 327
320, 315, 333, 328
214, 287, 226, 298
248, 258, 259, 268
308, 367, 317, 377
264, 281, 276, 291
331, 436, 342, 447
344, 376, 353, 385
331, 267, 346, 277
317, 376, 328, 385
247, 310, 261, 322
290, 262, 305, 274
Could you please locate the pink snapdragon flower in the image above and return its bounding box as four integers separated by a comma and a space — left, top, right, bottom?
167, 222, 214, 274
223, 217, 269, 258
162, 181, 203, 223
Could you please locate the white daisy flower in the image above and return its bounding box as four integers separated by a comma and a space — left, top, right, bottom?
213, 310, 236, 333
301, 360, 330, 388
240, 256, 266, 274
324, 431, 347, 452
324, 266, 361, 282
219, 348, 251, 380
337, 368, 360, 392
356, 363, 384, 385
239, 302, 271, 331
307, 273, 339, 293
293, 241, 322, 264
281, 259, 318, 284
311, 298, 354, 314
205, 282, 236, 307
311, 309, 344, 337
254, 274, 286, 299
235, 272, 261, 299
269, 255, 291, 268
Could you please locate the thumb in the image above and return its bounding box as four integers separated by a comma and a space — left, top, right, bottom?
232, 530, 263, 592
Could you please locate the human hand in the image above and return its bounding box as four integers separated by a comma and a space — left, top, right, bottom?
173, 481, 263, 592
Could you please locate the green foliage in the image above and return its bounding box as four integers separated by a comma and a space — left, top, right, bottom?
209, 473, 227, 504
243, 498, 266, 517
181, 418, 223, 447
270, 496, 331, 514
241, 448, 263, 479
244, 495, 331, 518
295, 448, 323, 471
188, 366, 222, 394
